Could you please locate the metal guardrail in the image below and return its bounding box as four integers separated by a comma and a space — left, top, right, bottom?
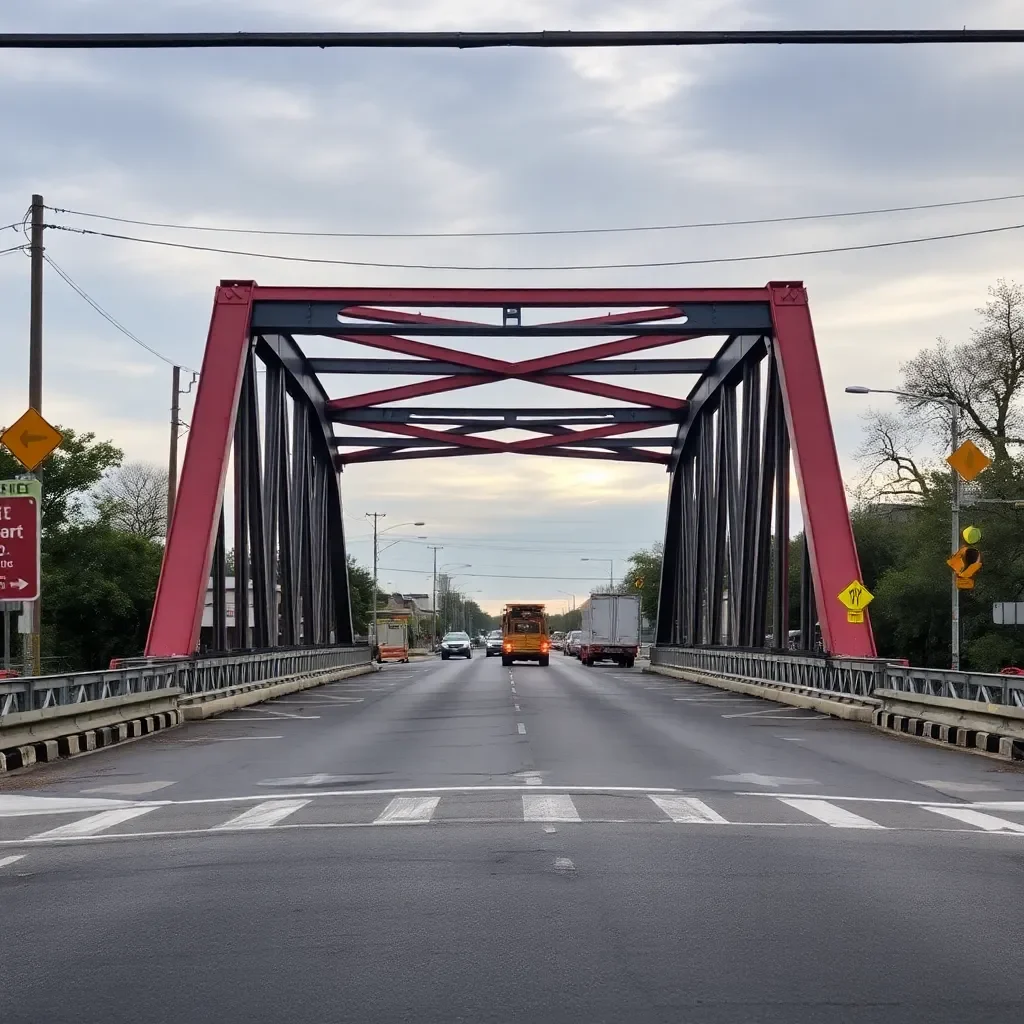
883, 664, 1024, 708
650, 646, 1024, 707
0, 645, 371, 718
650, 647, 888, 698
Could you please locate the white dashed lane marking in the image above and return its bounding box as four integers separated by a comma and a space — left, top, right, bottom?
648, 795, 728, 824
777, 798, 885, 830
517, 722, 527, 735
925, 807, 1024, 832
522, 794, 581, 822
0, 854, 26, 869
213, 799, 311, 831
30, 807, 157, 839
374, 796, 441, 824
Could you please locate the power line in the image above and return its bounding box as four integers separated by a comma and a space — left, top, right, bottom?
43, 254, 200, 373
46, 191, 1024, 240
2, 29, 1024, 49
45, 220, 1024, 272
1, 221, 24, 233
0, 244, 28, 257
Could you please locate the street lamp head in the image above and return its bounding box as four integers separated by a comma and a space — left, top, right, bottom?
845, 386, 872, 394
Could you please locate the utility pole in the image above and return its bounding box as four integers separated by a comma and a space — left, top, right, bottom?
366, 512, 385, 650
26, 194, 44, 676
950, 404, 961, 672
167, 364, 181, 539
428, 545, 442, 649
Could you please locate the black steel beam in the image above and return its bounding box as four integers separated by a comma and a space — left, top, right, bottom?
670, 334, 768, 467
252, 301, 773, 335
309, 357, 712, 376
7, 30, 1022, 49
333, 406, 681, 425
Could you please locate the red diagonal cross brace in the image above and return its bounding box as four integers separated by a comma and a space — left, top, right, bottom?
326, 305, 694, 412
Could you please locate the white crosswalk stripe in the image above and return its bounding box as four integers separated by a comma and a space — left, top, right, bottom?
649, 795, 728, 823
374, 796, 441, 824
213, 799, 311, 830
777, 798, 885, 829
29, 807, 157, 839
522, 794, 581, 822
924, 806, 1024, 832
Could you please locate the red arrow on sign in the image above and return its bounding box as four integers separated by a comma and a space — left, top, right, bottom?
0, 494, 40, 601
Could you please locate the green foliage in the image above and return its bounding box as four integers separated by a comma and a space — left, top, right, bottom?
0, 425, 122, 535
549, 609, 582, 633
622, 544, 662, 622
347, 557, 387, 634
40, 522, 164, 670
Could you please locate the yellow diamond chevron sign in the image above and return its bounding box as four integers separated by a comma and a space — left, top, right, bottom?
946, 439, 991, 482
838, 579, 874, 612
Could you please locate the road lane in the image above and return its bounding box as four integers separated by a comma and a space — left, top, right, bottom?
4, 649, 1024, 1022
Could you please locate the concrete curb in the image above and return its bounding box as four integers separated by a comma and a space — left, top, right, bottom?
872, 707, 1024, 762
0, 708, 181, 773
644, 665, 877, 722
180, 663, 377, 720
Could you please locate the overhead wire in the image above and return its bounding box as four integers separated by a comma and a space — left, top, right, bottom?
43, 254, 200, 373
42, 220, 1024, 272
46, 190, 1024, 240
0, 243, 28, 257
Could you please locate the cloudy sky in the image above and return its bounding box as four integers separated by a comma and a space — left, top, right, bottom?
2, 1, 1023, 615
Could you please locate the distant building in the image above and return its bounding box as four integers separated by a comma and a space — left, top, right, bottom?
201, 577, 282, 650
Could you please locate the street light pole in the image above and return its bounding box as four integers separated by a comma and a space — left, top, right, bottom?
846, 385, 962, 670
428, 545, 443, 649
581, 558, 614, 591
366, 513, 384, 648
365, 516, 426, 649
950, 402, 961, 672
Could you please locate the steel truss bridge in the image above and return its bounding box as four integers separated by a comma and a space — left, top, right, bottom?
145, 281, 875, 662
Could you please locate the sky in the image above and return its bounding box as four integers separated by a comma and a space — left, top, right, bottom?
2, 1, 1024, 616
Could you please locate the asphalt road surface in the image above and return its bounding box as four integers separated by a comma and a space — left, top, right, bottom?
3, 652, 1024, 1022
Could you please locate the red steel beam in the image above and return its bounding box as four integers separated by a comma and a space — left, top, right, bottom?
769, 281, 875, 659
251, 285, 772, 306
341, 305, 686, 330
146, 283, 254, 657
327, 374, 490, 411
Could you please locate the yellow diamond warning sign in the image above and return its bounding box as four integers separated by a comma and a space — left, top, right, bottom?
1, 408, 63, 472
838, 580, 874, 612
946, 440, 991, 482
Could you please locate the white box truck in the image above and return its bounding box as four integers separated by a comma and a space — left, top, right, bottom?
579, 593, 641, 668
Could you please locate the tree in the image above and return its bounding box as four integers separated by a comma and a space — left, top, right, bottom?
857, 279, 1024, 498
347, 557, 387, 635
95, 461, 168, 541
41, 522, 164, 670
622, 544, 663, 623
0, 426, 122, 534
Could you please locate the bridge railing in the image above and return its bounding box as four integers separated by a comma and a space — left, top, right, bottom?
650, 646, 1024, 707
0, 644, 372, 718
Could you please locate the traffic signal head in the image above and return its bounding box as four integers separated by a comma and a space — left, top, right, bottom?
963, 546, 980, 569
962, 525, 982, 544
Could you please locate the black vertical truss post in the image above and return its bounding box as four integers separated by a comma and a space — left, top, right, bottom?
771, 350, 791, 650
232, 363, 251, 651
654, 334, 797, 652
799, 534, 816, 651
212, 509, 227, 652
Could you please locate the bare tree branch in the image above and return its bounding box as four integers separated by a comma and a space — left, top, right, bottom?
853, 410, 931, 501
94, 461, 168, 541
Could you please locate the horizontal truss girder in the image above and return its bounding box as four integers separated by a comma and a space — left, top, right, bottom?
252, 302, 773, 335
